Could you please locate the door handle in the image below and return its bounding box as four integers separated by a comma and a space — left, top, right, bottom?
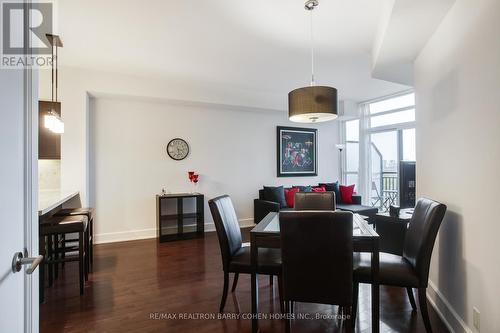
12, 251, 44, 274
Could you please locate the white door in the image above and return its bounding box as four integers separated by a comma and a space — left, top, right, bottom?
0, 3, 39, 333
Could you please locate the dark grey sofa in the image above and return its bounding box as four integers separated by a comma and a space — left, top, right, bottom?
254, 187, 378, 224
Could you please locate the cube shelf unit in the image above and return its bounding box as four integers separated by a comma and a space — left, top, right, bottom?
156, 193, 204, 242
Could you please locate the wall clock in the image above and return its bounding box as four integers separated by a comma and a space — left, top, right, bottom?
167, 138, 189, 160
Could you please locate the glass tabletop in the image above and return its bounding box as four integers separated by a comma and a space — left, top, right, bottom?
252, 211, 378, 238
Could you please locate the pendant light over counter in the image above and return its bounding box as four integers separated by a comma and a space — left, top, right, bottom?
44, 34, 65, 134
288, 0, 338, 123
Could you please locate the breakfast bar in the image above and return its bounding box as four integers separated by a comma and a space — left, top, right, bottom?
39, 190, 80, 218
38, 190, 80, 302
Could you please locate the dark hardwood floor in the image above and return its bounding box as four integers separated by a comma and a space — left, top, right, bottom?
40, 230, 449, 333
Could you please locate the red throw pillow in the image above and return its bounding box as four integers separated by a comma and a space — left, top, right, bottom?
284, 187, 300, 208
339, 184, 355, 204
312, 186, 326, 192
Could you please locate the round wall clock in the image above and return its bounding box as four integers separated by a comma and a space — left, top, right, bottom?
167, 138, 189, 160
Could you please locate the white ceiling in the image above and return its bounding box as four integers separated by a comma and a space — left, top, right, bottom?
372, 0, 456, 85
54, 0, 410, 107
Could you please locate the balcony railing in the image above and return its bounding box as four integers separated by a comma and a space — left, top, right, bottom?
371, 172, 398, 211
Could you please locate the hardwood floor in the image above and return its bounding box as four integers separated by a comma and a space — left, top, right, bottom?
40, 231, 449, 333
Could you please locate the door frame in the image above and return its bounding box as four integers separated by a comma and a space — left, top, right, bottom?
22, 0, 39, 331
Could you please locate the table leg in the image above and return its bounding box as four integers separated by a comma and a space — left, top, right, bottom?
251, 234, 259, 333
371, 241, 380, 333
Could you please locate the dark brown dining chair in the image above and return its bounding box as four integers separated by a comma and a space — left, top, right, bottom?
279, 211, 354, 332
294, 192, 335, 211
209, 195, 283, 312
353, 198, 447, 332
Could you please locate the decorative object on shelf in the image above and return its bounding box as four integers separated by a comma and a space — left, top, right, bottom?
167, 138, 189, 160
45, 34, 64, 134
335, 144, 345, 184
288, 0, 338, 123
188, 171, 200, 192
277, 126, 317, 177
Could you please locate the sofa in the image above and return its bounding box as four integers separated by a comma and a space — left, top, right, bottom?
254, 184, 378, 224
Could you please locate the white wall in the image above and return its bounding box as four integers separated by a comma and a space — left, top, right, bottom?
414, 0, 500, 332
38, 67, 300, 207
91, 96, 339, 243
39, 67, 340, 243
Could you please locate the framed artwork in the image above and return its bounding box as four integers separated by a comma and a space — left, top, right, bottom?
277, 126, 317, 177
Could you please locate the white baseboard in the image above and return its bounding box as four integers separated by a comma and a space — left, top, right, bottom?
94, 228, 157, 244
426, 280, 473, 333
94, 218, 255, 244
236, 218, 255, 228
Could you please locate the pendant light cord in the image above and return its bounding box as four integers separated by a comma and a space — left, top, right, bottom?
55, 44, 58, 103
51, 43, 54, 108
310, 9, 315, 86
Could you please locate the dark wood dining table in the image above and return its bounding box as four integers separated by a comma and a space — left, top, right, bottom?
250, 212, 380, 333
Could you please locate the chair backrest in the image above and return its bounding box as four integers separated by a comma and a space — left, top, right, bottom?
403, 198, 447, 286
208, 195, 243, 271
294, 192, 335, 211
279, 211, 353, 306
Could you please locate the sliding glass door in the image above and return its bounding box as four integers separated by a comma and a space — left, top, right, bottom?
369, 129, 402, 210
369, 128, 416, 211
370, 130, 398, 210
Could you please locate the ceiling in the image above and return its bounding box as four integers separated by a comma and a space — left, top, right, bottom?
54, 0, 411, 108
372, 0, 456, 85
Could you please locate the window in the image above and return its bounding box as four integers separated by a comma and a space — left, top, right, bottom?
369, 93, 415, 129
343, 119, 359, 190
370, 109, 415, 128
345, 119, 359, 141
342, 91, 416, 211
369, 93, 415, 114
402, 128, 416, 161
367, 92, 416, 210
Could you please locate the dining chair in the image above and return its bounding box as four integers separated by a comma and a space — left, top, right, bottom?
294, 192, 335, 211
279, 211, 354, 333
353, 198, 447, 332
209, 195, 283, 312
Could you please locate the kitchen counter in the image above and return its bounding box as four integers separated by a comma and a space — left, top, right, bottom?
39, 190, 79, 216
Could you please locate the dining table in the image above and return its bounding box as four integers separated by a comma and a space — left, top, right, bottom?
250, 212, 380, 333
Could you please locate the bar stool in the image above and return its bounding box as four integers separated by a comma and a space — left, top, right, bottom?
56, 208, 94, 272
40, 215, 88, 295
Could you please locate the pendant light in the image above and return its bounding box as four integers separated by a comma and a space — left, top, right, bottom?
45, 34, 65, 134
288, 0, 338, 123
